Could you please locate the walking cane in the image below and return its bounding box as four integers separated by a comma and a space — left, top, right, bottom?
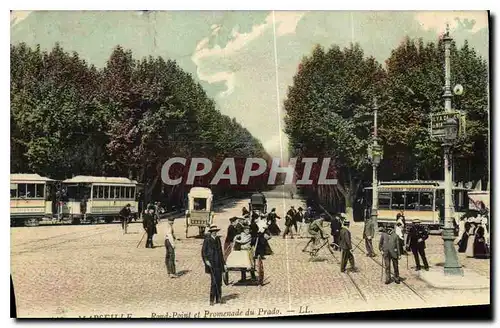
136, 230, 147, 248
381, 256, 384, 283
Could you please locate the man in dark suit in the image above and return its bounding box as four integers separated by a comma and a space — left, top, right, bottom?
406, 218, 429, 271
330, 214, 342, 251
142, 205, 157, 248
379, 227, 402, 284
339, 220, 357, 273
202, 225, 226, 305
363, 209, 376, 257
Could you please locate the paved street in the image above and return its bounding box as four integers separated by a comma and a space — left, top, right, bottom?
11, 190, 490, 318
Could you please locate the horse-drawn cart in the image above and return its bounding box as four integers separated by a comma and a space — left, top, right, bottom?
249, 193, 267, 214
185, 187, 215, 238
224, 245, 264, 286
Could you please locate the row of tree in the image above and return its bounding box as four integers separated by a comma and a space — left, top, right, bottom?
284, 37, 488, 216
11, 43, 272, 207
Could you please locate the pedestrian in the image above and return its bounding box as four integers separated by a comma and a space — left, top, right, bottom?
302, 214, 328, 253
296, 207, 305, 237
330, 214, 342, 251
266, 208, 281, 236
405, 219, 429, 271
339, 220, 357, 273
119, 204, 132, 234
465, 221, 477, 258
287, 206, 298, 234
458, 221, 472, 253
254, 220, 273, 259
165, 230, 177, 278
473, 225, 490, 259
282, 214, 294, 239
224, 217, 238, 259
142, 205, 157, 248
379, 227, 402, 284
242, 207, 249, 217
363, 210, 376, 257
201, 225, 226, 305
395, 214, 407, 255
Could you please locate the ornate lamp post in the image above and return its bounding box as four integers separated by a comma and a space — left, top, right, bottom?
441, 25, 463, 276
368, 98, 383, 228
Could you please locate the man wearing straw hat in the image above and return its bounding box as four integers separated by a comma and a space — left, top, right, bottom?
164, 229, 177, 279
202, 224, 226, 305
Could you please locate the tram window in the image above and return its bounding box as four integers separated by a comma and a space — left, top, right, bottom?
131, 187, 136, 199
104, 186, 110, 199
35, 184, 44, 198
111, 186, 117, 198
98, 186, 104, 199
124, 187, 129, 198
419, 192, 433, 211
405, 192, 419, 210
379, 192, 391, 209
18, 184, 27, 197
194, 198, 207, 211
25, 184, 35, 198
93, 187, 98, 199
118, 187, 123, 199
391, 192, 405, 210
10, 184, 17, 198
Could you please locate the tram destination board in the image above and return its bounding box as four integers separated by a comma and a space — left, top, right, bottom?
430, 110, 466, 139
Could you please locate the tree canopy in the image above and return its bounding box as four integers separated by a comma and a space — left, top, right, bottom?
284, 37, 489, 214
11, 43, 271, 207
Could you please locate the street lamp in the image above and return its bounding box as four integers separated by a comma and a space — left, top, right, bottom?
441, 26, 463, 276
368, 98, 383, 228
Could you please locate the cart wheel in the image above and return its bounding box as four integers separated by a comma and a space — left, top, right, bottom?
257, 256, 264, 286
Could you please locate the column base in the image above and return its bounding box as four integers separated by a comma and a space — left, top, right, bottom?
417, 268, 489, 290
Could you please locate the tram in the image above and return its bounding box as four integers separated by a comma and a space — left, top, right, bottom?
364, 180, 470, 230
60, 176, 140, 224
10, 173, 56, 227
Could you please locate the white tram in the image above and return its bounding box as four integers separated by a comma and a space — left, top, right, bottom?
60, 176, 140, 224
10, 173, 56, 226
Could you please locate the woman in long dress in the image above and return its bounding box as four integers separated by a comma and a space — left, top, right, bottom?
465, 222, 476, 258
473, 225, 489, 259
458, 221, 471, 253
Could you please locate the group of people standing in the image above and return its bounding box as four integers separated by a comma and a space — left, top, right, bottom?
457, 211, 490, 259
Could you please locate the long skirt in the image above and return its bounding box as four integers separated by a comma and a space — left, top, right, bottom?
458, 232, 469, 253
268, 221, 281, 235
465, 235, 475, 258
473, 237, 490, 259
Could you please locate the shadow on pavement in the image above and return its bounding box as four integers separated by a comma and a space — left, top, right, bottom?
221, 293, 239, 303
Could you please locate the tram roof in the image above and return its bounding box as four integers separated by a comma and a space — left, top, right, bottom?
10, 173, 54, 183
364, 180, 469, 191
62, 176, 138, 185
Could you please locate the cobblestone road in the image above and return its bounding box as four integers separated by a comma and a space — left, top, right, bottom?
11, 191, 490, 318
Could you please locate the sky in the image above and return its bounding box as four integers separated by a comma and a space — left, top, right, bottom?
10, 11, 489, 160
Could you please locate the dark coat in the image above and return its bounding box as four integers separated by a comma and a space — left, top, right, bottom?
119, 206, 131, 218
201, 235, 225, 274
142, 213, 157, 235
339, 227, 352, 250
330, 217, 342, 235
225, 225, 238, 244
379, 231, 400, 259
406, 224, 429, 250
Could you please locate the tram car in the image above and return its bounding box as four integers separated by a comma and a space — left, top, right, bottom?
10, 173, 56, 227
60, 176, 140, 224
364, 180, 470, 230
185, 187, 214, 238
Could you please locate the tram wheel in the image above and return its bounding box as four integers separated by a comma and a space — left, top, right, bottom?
257, 256, 264, 286
24, 218, 39, 227
104, 217, 113, 224
71, 217, 81, 225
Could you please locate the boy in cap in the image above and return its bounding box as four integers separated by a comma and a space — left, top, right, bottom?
165, 229, 177, 278
233, 224, 256, 281
201, 225, 226, 305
